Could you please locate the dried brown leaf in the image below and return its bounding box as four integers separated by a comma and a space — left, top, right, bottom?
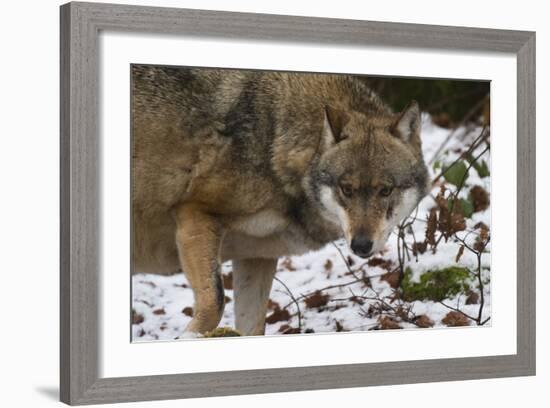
414, 314, 435, 328
349, 296, 365, 306
412, 241, 428, 255
182, 307, 194, 317
304, 291, 329, 308
267, 299, 280, 311
381, 270, 401, 289
432, 112, 452, 128
377, 316, 402, 330
426, 207, 438, 246
132, 310, 144, 325
450, 211, 466, 234
465, 291, 480, 305
442, 311, 470, 327
265, 307, 290, 324
280, 257, 296, 271
281, 326, 301, 335
223, 272, 233, 290
469, 185, 490, 212
278, 324, 290, 333
474, 221, 489, 231
455, 245, 465, 263
367, 257, 393, 270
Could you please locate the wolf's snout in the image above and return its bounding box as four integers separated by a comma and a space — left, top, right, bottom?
350, 235, 373, 258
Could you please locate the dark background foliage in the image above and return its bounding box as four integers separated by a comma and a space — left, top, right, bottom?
361, 76, 490, 127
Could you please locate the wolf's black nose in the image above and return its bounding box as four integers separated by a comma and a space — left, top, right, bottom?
350, 236, 373, 258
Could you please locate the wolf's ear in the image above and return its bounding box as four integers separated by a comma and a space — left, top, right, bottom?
391, 100, 421, 146
323, 105, 351, 146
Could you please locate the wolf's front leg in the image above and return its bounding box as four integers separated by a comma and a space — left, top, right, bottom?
174, 204, 225, 335
233, 258, 278, 336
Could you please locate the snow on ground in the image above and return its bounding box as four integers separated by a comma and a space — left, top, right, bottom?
132, 114, 491, 341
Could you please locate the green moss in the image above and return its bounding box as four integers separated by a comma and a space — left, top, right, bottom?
203, 327, 242, 338
401, 266, 472, 302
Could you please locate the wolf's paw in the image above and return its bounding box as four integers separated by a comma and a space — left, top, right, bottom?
177, 331, 203, 340
203, 327, 242, 338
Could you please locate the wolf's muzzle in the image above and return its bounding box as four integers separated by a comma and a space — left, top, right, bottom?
350, 235, 373, 258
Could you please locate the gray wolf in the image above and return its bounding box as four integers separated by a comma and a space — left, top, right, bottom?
131, 65, 430, 336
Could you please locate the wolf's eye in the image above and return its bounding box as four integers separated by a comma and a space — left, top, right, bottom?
340, 184, 353, 198
379, 186, 393, 197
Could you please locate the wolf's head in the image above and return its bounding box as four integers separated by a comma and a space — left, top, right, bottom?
307, 101, 430, 258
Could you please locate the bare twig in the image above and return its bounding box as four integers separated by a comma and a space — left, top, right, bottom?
449, 144, 490, 215
432, 126, 489, 185
429, 95, 488, 165
331, 242, 363, 281
476, 236, 491, 324
439, 300, 478, 322
274, 276, 302, 331
279, 271, 388, 311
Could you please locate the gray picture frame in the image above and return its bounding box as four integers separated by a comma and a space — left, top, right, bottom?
60, 1, 536, 405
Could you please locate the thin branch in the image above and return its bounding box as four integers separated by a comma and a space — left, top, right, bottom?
432, 126, 489, 184
429, 95, 488, 165
331, 241, 363, 281
450, 144, 490, 209
480, 317, 491, 326
439, 301, 478, 322
279, 273, 387, 311
274, 276, 302, 331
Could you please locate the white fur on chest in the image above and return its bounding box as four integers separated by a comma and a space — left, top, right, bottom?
230, 209, 289, 238
221, 229, 311, 261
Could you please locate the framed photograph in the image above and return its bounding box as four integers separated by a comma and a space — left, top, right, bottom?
60, 1, 535, 405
